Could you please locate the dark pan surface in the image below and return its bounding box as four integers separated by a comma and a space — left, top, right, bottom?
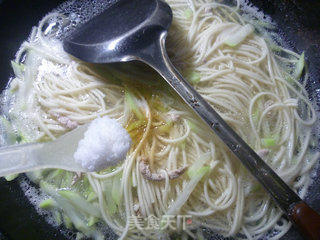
0, 0, 319, 239
0, 2, 68, 239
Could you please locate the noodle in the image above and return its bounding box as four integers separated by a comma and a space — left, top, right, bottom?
1, 0, 319, 239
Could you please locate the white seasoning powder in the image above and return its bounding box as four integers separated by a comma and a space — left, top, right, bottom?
74, 116, 131, 171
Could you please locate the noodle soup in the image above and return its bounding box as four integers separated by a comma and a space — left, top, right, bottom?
0, 0, 318, 239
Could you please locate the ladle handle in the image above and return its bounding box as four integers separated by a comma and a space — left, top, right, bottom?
289, 201, 320, 240
141, 32, 320, 240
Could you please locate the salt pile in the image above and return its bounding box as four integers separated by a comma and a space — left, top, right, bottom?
74, 116, 131, 171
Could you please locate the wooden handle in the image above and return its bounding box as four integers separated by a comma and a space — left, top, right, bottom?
289, 201, 320, 240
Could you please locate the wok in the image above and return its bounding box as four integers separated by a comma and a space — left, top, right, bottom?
0, 0, 319, 239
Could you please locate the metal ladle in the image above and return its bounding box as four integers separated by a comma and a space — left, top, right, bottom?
63, 0, 320, 238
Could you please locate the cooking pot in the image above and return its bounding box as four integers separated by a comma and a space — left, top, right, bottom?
0, 0, 319, 239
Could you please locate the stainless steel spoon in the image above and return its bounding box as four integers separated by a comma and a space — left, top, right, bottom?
63, 0, 320, 238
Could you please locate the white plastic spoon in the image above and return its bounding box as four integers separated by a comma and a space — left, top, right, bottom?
0, 124, 88, 177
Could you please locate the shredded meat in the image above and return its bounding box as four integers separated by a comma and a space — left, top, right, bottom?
257, 149, 270, 159
139, 157, 188, 181
169, 113, 180, 122
57, 116, 78, 129
50, 112, 78, 129
71, 172, 83, 185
